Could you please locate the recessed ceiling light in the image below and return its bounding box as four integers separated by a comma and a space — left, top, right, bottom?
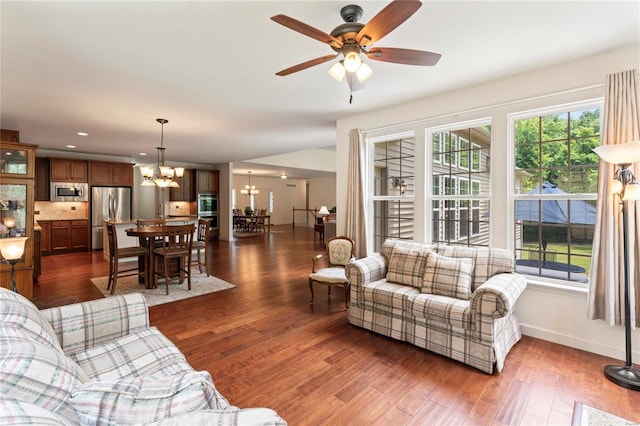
77, 132, 88, 136
139, 153, 147, 156
280, 173, 288, 179
66, 145, 76, 149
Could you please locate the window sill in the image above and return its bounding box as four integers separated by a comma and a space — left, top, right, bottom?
523, 276, 588, 298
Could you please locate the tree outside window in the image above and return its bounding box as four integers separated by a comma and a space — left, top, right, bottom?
512, 103, 600, 284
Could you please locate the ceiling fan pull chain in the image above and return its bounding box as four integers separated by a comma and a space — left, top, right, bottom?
349, 91, 353, 104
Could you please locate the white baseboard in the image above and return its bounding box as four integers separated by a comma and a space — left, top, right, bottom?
520, 323, 640, 363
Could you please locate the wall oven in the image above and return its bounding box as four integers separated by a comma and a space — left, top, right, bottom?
50, 182, 88, 202
197, 194, 219, 230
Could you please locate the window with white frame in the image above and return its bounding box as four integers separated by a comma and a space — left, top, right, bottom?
430, 121, 491, 246
371, 134, 415, 252
511, 101, 601, 285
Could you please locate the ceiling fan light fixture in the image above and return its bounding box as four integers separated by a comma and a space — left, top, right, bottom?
343, 51, 362, 73
356, 62, 373, 82
328, 62, 346, 82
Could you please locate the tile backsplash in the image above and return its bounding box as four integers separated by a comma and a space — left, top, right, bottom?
34, 201, 88, 220
169, 201, 193, 216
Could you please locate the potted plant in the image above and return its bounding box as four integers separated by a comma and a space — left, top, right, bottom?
244, 206, 253, 216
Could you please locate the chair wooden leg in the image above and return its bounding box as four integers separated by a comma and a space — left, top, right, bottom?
343, 283, 349, 308
164, 256, 170, 295
308, 278, 314, 304
107, 257, 114, 291
196, 248, 204, 274
186, 254, 192, 291
110, 259, 119, 295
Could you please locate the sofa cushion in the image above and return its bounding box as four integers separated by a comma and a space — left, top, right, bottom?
437, 245, 514, 291
380, 239, 437, 264
71, 327, 195, 381
0, 396, 73, 426
386, 245, 432, 287
70, 371, 229, 425
0, 288, 61, 352
0, 335, 87, 424
408, 294, 471, 329
421, 253, 474, 300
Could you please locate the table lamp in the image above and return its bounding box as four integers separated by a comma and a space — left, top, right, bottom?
593, 140, 640, 391
0, 236, 28, 293
318, 206, 330, 224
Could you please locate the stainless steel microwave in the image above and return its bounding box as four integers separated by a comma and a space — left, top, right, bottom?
50, 182, 88, 202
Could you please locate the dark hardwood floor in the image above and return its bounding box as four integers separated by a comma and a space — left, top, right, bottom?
34, 225, 640, 425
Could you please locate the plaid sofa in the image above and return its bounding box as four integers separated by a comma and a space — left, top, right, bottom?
0, 287, 286, 425
346, 240, 527, 374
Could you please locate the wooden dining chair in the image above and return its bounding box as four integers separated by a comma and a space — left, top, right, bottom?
153, 224, 195, 295
106, 222, 149, 295
191, 219, 210, 276
137, 218, 165, 248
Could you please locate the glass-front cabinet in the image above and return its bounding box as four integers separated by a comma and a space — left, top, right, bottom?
0, 140, 36, 297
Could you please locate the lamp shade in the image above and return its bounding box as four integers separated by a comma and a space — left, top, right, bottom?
623, 182, 640, 201
328, 62, 346, 82
0, 237, 28, 261
592, 141, 640, 164
3, 217, 16, 228
319, 206, 330, 215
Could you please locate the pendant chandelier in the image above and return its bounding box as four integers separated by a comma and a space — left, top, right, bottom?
241, 171, 259, 196
140, 118, 184, 188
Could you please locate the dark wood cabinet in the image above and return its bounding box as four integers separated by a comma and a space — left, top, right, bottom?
89, 161, 133, 186
49, 220, 88, 253
39, 221, 51, 253
71, 220, 89, 250
169, 169, 195, 201
196, 170, 219, 195
50, 158, 88, 182
35, 157, 50, 200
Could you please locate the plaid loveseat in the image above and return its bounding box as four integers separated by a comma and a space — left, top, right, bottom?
0, 287, 286, 425
346, 240, 527, 374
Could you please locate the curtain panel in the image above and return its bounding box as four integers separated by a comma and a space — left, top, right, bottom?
345, 128, 368, 259
588, 69, 640, 327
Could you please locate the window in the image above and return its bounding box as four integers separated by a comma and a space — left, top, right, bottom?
269, 191, 274, 213
371, 134, 415, 252
512, 102, 600, 284
430, 121, 491, 246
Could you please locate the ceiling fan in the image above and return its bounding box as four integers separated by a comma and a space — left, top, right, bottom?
271, 0, 441, 101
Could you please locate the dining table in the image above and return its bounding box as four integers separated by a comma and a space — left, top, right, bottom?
124, 226, 187, 289
232, 215, 271, 233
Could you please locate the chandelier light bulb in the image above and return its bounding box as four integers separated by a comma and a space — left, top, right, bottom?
343, 51, 362, 73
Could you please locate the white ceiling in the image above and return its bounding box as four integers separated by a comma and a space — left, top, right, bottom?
1, 1, 639, 178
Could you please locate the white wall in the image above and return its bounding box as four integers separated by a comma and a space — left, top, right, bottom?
335, 43, 640, 362
308, 175, 337, 214
233, 174, 306, 225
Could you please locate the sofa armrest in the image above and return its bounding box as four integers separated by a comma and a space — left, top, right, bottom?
40, 293, 150, 356
345, 253, 387, 289
470, 272, 527, 319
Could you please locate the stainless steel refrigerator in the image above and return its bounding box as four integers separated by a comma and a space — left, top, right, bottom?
91, 186, 132, 250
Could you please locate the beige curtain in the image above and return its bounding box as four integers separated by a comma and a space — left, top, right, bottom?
345, 128, 368, 259
588, 69, 640, 327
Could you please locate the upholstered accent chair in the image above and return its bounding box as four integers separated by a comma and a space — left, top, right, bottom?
308, 236, 355, 308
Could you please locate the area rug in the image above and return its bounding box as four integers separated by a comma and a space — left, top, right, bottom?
572, 402, 637, 426
91, 271, 235, 307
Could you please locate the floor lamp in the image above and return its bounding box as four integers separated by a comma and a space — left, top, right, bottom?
593, 140, 640, 391
0, 236, 28, 293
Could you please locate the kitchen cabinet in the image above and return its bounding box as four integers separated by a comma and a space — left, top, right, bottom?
169, 169, 195, 201
89, 161, 133, 187
196, 170, 219, 195
35, 157, 50, 201
50, 220, 89, 253
0, 139, 36, 297
38, 221, 51, 253
50, 158, 88, 183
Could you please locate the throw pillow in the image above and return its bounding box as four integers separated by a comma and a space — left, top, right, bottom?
70, 371, 227, 425
386, 246, 431, 287
421, 252, 474, 300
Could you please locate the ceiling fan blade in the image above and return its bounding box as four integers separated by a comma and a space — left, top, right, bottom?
366, 47, 441, 66
271, 15, 343, 49
356, 0, 422, 47
275, 54, 338, 76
